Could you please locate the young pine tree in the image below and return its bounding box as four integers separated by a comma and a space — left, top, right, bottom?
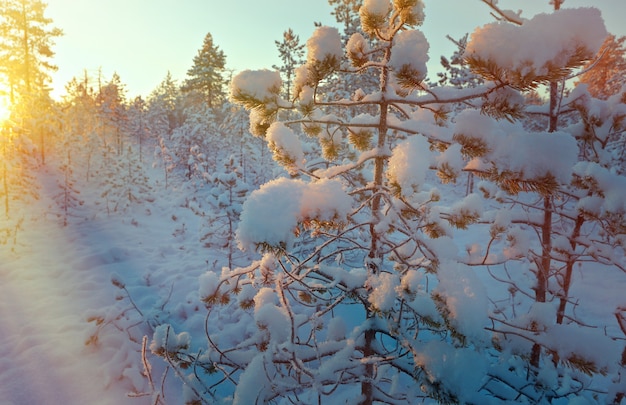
150, 2, 626, 404
153, 1, 521, 403
182, 33, 227, 109
272, 28, 305, 101
461, 2, 626, 400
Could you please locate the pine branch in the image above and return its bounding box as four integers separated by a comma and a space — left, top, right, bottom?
480, 0, 523, 25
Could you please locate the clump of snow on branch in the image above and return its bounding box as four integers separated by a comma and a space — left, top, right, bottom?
434, 261, 488, 343
359, 0, 391, 36
346, 32, 371, 67
198, 270, 221, 301
293, 65, 312, 101
266, 122, 304, 171
387, 135, 431, 196
573, 162, 626, 215
465, 8, 607, 82
395, 0, 425, 26
300, 178, 353, 221
233, 355, 272, 404
456, 109, 578, 183
389, 29, 430, 84
230, 69, 282, 104
492, 130, 577, 183
150, 324, 190, 354
366, 272, 400, 312
436, 143, 465, 183
254, 286, 290, 343
236, 178, 303, 250
361, 0, 390, 17
306, 26, 343, 65
236, 177, 352, 251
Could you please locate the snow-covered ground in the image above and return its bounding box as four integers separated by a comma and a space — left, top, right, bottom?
1, 161, 624, 403
0, 195, 137, 404
0, 166, 219, 404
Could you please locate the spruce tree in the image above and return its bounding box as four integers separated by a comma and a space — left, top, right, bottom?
182, 33, 227, 109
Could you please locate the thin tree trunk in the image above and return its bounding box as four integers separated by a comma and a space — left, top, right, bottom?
360, 327, 375, 405
361, 46, 392, 405
532, 0, 561, 363
556, 215, 584, 324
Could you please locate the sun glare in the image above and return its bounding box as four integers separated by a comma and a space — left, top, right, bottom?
0, 95, 11, 123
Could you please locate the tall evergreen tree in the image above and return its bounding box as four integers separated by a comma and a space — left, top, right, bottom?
0, 0, 62, 101
61, 71, 101, 182
182, 33, 227, 109
128, 96, 148, 163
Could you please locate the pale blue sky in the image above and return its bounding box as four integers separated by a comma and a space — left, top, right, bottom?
45, 0, 626, 99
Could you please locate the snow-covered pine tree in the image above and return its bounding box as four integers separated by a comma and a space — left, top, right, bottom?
61, 72, 100, 182
153, 136, 175, 190
100, 144, 152, 215
202, 155, 250, 269
96, 73, 129, 156
148, 71, 185, 137
182, 32, 227, 109
169, 103, 220, 183
151, 1, 534, 403
52, 111, 84, 226
128, 96, 148, 164
459, 2, 626, 401
272, 28, 305, 101
148, 2, 626, 403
